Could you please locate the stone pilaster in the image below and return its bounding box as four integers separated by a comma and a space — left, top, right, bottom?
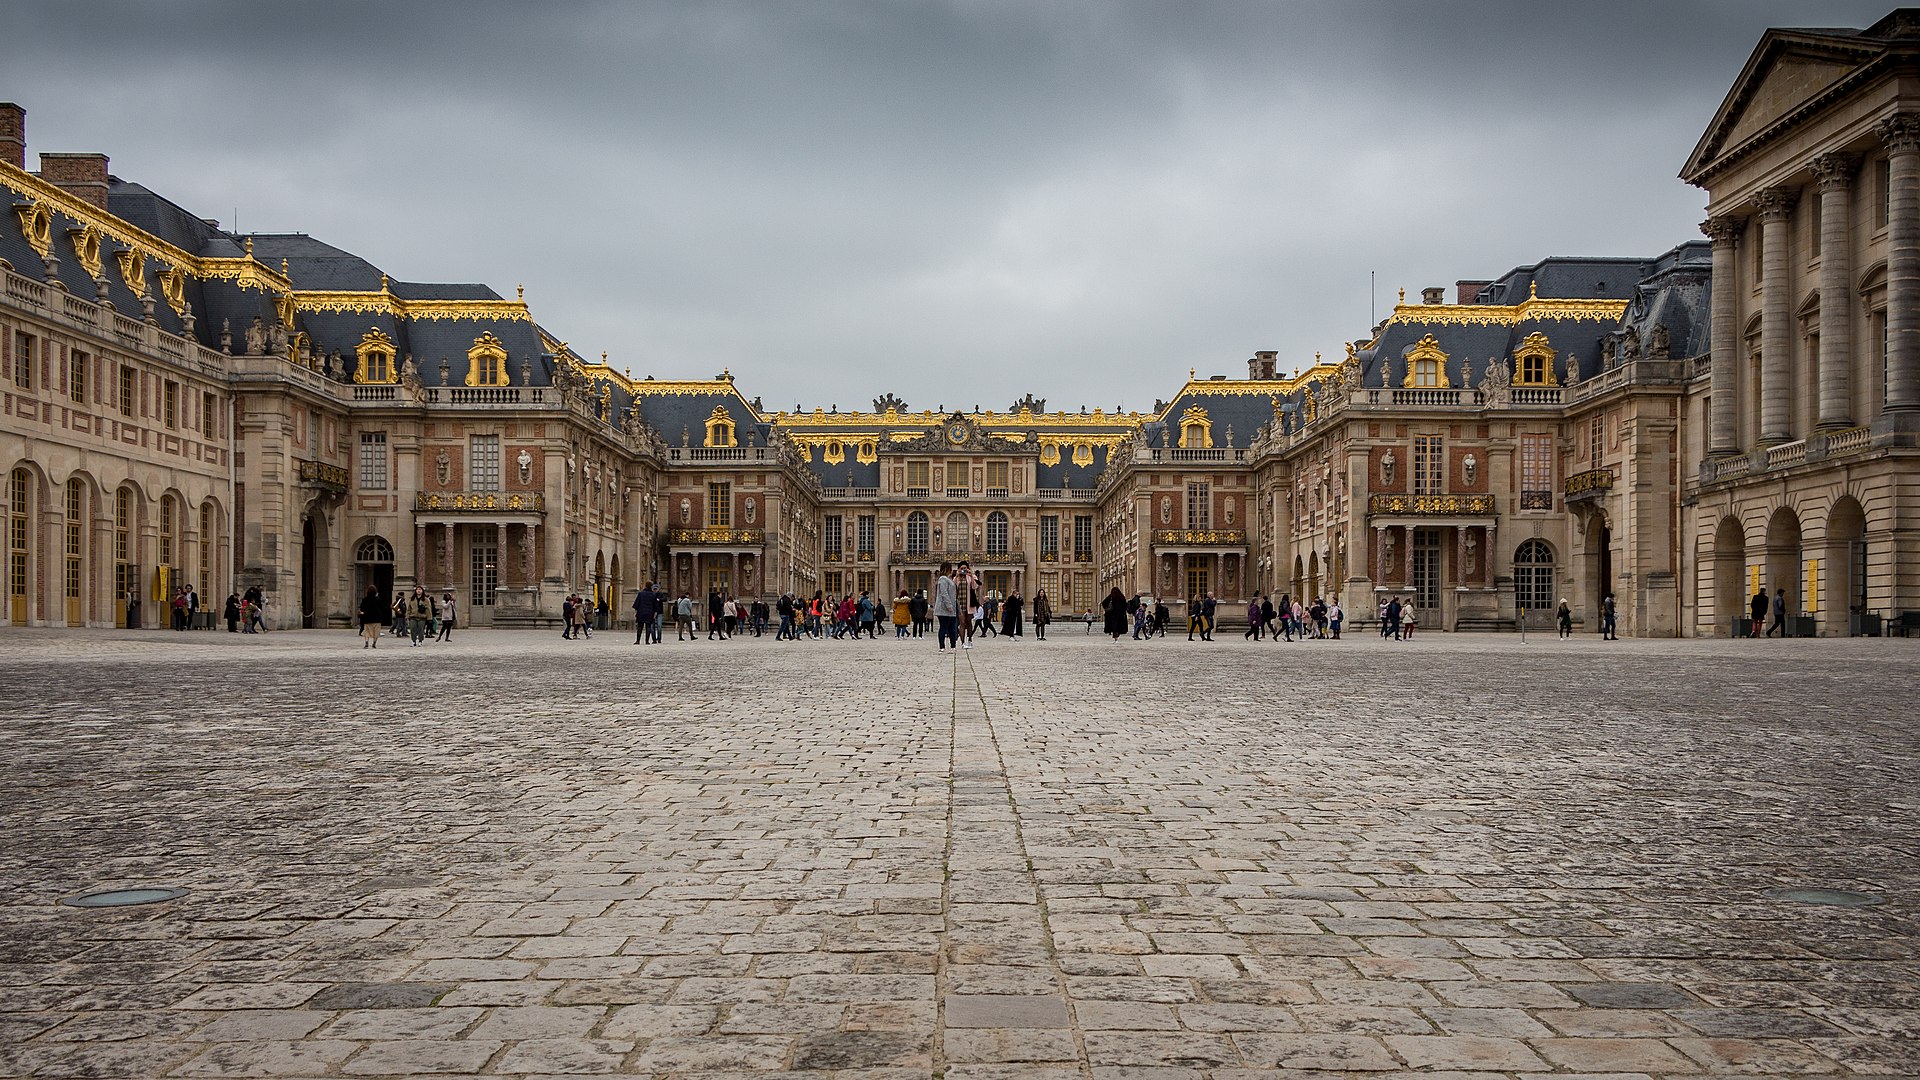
1813, 153, 1858, 429
1755, 187, 1798, 445
1880, 113, 1920, 414
1702, 216, 1745, 454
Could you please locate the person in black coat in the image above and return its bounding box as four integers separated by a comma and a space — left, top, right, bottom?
1102, 587, 1129, 640
224, 593, 242, 633
357, 585, 388, 649
633, 582, 660, 644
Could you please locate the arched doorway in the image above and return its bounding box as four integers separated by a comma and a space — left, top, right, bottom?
1307, 550, 1321, 602
355, 536, 395, 615
1764, 506, 1802, 627
1583, 511, 1614, 630
300, 513, 319, 628
1827, 496, 1868, 634
1713, 515, 1746, 636
1513, 539, 1555, 628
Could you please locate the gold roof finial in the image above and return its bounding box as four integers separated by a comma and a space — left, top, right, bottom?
1314, 351, 1322, 365
1528, 279, 1538, 299
1397, 287, 1405, 304
1189, 368, 1195, 380
601, 351, 608, 363
280, 258, 289, 276
380, 273, 389, 292
243, 237, 253, 257
516, 283, 525, 301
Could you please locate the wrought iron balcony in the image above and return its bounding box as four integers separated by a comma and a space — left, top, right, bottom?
1564, 468, 1614, 499
296, 459, 349, 493
1151, 529, 1248, 546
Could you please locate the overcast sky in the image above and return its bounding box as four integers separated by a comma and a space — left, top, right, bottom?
2, 1, 1891, 413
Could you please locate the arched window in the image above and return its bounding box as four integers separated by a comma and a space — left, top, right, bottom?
1402, 334, 1452, 389
1179, 406, 1212, 449
986, 511, 1009, 555
704, 405, 737, 448
198, 501, 214, 599
354, 328, 397, 385
946, 510, 969, 552
355, 536, 395, 563
8, 469, 30, 622
1513, 332, 1558, 387
113, 487, 133, 608
466, 331, 509, 387
906, 512, 929, 555
1513, 539, 1555, 612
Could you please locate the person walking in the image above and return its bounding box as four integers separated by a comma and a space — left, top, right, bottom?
1260, 594, 1276, 641
1245, 595, 1264, 640
1103, 586, 1129, 641
1201, 592, 1217, 641
1329, 598, 1343, 639
408, 588, 430, 645
1386, 596, 1403, 640
1601, 592, 1617, 640
893, 590, 912, 638
910, 589, 928, 637
1750, 588, 1769, 639
676, 592, 696, 640
934, 561, 961, 650
708, 589, 727, 640
1557, 598, 1574, 639
1032, 588, 1050, 641
1401, 599, 1417, 639
438, 592, 456, 642
1766, 587, 1787, 638
1186, 594, 1203, 641
358, 584, 387, 649
633, 583, 657, 644
1002, 592, 1023, 637
723, 594, 739, 638
224, 591, 241, 633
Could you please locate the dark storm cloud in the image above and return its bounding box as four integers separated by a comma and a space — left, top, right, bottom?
1, 1, 1889, 410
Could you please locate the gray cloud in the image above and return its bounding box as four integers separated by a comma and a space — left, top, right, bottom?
2, 1, 1885, 410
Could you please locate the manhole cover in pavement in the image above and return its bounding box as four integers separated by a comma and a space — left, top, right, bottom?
1763, 887, 1883, 907
59, 887, 188, 908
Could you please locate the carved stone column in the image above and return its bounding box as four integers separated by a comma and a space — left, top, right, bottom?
1881, 114, 1920, 413
1456, 524, 1469, 586
1813, 153, 1858, 429
1756, 187, 1798, 445
1703, 215, 1745, 454
496, 523, 507, 590
414, 522, 426, 586
1402, 525, 1414, 587
1374, 525, 1388, 586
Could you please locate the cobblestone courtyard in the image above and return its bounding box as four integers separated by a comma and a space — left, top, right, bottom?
0, 628, 1915, 1079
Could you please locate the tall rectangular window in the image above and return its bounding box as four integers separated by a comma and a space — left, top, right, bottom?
1073, 515, 1093, 561
1186, 481, 1211, 530
907, 460, 930, 495
1589, 416, 1604, 463
163, 381, 178, 429
1040, 514, 1060, 557
469, 435, 501, 491
857, 514, 875, 557
68, 351, 87, 404
1521, 433, 1553, 510
198, 502, 212, 599
11, 332, 30, 390
117, 365, 135, 417
986, 461, 1009, 495
706, 481, 730, 527
159, 498, 175, 567
470, 534, 497, 607
201, 391, 217, 439
65, 481, 83, 603
824, 514, 843, 559
1808, 191, 1822, 260
1413, 435, 1443, 495
949, 459, 971, 496
359, 432, 388, 490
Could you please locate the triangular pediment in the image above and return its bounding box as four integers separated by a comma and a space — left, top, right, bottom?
1683, 29, 1881, 181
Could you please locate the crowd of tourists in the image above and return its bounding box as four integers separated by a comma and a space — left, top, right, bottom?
356, 585, 457, 647
158, 583, 271, 633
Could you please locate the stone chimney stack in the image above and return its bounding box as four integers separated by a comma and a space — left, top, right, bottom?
0, 103, 23, 172
1248, 350, 1278, 380
1421, 286, 1446, 305
39, 152, 110, 210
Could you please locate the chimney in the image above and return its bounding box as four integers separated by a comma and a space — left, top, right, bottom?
1421, 286, 1446, 305
1248, 350, 1278, 380
39, 152, 110, 210
0, 103, 22, 172
1455, 279, 1491, 304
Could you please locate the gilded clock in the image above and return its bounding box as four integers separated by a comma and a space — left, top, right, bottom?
947, 422, 968, 445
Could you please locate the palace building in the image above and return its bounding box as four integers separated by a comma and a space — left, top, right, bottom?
3, 10, 1917, 636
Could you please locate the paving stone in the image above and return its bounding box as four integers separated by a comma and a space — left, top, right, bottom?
0, 632, 1915, 1079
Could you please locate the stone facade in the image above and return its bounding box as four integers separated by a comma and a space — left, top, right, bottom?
3, 10, 1918, 635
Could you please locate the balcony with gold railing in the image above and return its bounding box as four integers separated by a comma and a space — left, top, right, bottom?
414, 491, 546, 514
1150, 529, 1248, 548
1366, 493, 1495, 517
668, 527, 766, 546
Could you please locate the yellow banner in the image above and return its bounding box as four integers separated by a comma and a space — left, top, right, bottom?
152, 564, 171, 603
1805, 559, 1819, 614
